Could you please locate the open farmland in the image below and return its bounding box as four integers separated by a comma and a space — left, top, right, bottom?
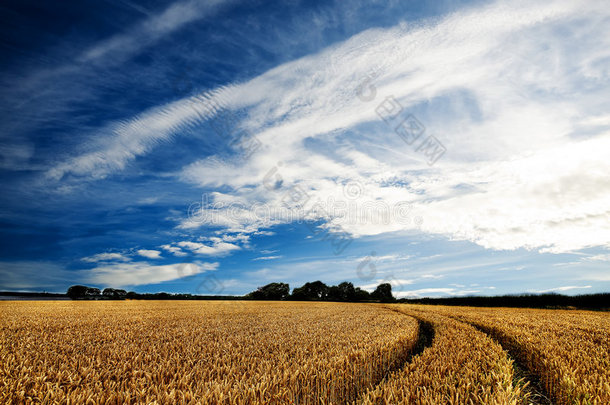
1, 301, 608, 404
403, 304, 610, 404
0, 301, 419, 404
359, 307, 527, 405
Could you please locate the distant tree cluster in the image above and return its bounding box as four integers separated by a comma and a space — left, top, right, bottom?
67, 285, 126, 300
62, 284, 609, 308
66, 281, 394, 302
245, 282, 290, 300
246, 281, 395, 303
66, 285, 244, 300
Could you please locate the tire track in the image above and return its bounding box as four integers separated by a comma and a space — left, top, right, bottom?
383, 306, 435, 366
430, 311, 554, 405
465, 322, 553, 405
374, 306, 551, 404
355, 308, 435, 403
405, 319, 435, 363
376, 318, 435, 382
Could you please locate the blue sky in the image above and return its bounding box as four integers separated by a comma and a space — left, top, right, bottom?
1, 0, 609, 297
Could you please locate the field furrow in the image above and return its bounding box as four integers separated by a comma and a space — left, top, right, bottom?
357, 305, 530, 405
462, 322, 553, 405
405, 305, 610, 404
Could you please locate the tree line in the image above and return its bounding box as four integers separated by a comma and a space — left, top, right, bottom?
66, 285, 243, 300
244, 281, 394, 302
67, 286, 128, 300
65, 281, 395, 302
64, 284, 608, 309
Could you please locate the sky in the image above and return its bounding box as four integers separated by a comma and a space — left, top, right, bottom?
1, 0, 609, 297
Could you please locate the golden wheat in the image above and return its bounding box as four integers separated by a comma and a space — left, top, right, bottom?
408, 304, 610, 404
358, 305, 528, 405
3, 301, 606, 404
0, 301, 419, 405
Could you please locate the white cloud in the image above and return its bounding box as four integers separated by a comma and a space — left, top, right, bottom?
160, 244, 188, 257
214, 233, 251, 245
178, 240, 240, 256
584, 254, 610, 262
354, 254, 412, 263
361, 278, 416, 291
81, 253, 130, 263
50, 0, 610, 255
138, 197, 159, 205
398, 288, 457, 298
137, 249, 162, 259
252, 256, 283, 261
46, 92, 224, 180
176, 0, 610, 254
2, 0, 235, 169
397, 285, 499, 298
84, 261, 218, 287
532, 285, 592, 293
78, 0, 232, 64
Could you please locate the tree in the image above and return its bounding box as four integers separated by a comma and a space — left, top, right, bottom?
327, 282, 357, 301
102, 288, 127, 300
126, 291, 138, 299
66, 285, 101, 300
327, 285, 342, 301
246, 282, 290, 300
290, 281, 329, 301
353, 287, 371, 301
85, 287, 101, 298
337, 282, 356, 301
371, 283, 394, 302
67, 285, 89, 299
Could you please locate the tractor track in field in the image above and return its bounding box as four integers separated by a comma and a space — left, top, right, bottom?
382, 306, 553, 405
405, 319, 435, 364
464, 322, 553, 405
339, 307, 435, 405
355, 308, 435, 402
383, 306, 435, 368
431, 312, 553, 405
376, 317, 435, 382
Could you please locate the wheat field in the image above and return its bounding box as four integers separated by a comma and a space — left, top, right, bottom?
0, 301, 418, 404
406, 304, 610, 404
358, 306, 528, 405
1, 301, 608, 404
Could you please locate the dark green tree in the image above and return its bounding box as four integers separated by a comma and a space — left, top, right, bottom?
327, 285, 342, 301
102, 288, 127, 300
66, 285, 101, 299
290, 281, 329, 300
246, 282, 290, 300
126, 291, 139, 299
327, 282, 357, 301
337, 281, 356, 301
67, 285, 88, 299
353, 287, 371, 301
85, 287, 101, 297
371, 283, 394, 302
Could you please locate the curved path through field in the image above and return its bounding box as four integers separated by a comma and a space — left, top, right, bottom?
358, 305, 534, 405
410, 305, 610, 404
